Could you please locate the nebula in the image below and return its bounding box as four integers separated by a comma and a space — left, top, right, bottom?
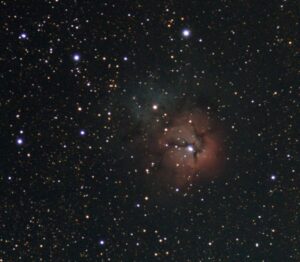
145, 108, 226, 187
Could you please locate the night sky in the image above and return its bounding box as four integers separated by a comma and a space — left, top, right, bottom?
1, 0, 299, 261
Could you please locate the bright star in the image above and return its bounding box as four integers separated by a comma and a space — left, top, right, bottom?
187, 145, 194, 152
182, 29, 191, 37
19, 33, 27, 39
16, 138, 23, 145
73, 54, 80, 61
99, 240, 105, 245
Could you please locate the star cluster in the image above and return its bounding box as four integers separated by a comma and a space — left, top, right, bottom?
141, 108, 225, 187
0, 0, 299, 261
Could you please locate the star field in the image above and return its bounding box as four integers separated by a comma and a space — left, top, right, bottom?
0, 0, 299, 261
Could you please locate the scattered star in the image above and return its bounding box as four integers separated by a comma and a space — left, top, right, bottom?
1, 1, 297, 260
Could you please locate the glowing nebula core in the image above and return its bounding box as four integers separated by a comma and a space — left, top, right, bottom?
147, 109, 225, 187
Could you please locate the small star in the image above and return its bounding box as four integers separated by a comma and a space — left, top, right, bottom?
80, 130, 86, 136
182, 29, 191, 37
271, 175, 276, 180
123, 56, 128, 61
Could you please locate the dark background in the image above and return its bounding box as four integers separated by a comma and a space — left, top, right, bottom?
0, 0, 299, 261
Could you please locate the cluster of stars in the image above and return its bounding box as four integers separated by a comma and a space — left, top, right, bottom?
3, 1, 298, 261
19, 32, 27, 39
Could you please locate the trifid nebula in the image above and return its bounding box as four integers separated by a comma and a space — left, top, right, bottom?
1, 1, 299, 261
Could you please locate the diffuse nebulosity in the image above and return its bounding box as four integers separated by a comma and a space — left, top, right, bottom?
131, 96, 226, 187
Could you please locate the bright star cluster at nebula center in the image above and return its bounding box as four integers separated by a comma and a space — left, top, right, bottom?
144, 108, 225, 186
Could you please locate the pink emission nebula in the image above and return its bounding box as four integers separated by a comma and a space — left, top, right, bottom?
148, 109, 226, 187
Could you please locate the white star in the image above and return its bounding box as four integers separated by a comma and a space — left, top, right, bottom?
182, 29, 191, 37
187, 145, 194, 152
73, 54, 80, 61
99, 240, 105, 245
19, 33, 27, 39
16, 138, 23, 145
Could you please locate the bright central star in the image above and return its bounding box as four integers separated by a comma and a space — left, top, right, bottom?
187, 145, 194, 152
182, 29, 191, 37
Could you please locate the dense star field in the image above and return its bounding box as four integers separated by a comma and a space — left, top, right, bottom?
1, 0, 299, 261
